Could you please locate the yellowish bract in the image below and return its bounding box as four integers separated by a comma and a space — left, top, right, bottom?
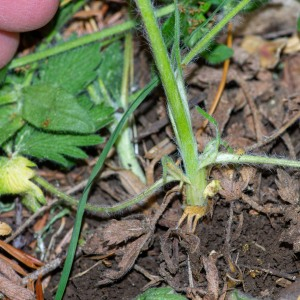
0, 156, 45, 208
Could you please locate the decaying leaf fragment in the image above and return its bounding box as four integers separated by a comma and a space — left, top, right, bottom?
0, 274, 35, 300
275, 169, 299, 205
213, 167, 256, 201
241, 35, 287, 69
103, 219, 149, 246
0, 221, 12, 236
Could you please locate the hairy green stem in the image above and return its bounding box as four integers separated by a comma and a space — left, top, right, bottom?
33, 175, 176, 214
135, 0, 206, 206
9, 4, 174, 69
212, 153, 300, 169
182, 0, 251, 65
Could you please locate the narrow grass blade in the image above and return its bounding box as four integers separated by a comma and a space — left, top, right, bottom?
54, 76, 159, 299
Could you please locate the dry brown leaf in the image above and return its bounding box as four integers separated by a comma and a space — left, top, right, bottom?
283, 34, 300, 54
282, 53, 300, 97
277, 278, 300, 300
214, 167, 256, 201
0, 257, 22, 284
275, 169, 299, 205
97, 233, 150, 285
0, 221, 12, 236
83, 229, 108, 256
0, 274, 35, 300
103, 219, 149, 246
280, 206, 300, 252
241, 35, 287, 69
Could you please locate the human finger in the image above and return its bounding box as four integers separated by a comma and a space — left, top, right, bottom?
0, 0, 60, 32
0, 30, 19, 69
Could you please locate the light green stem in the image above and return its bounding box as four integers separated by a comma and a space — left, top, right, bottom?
212, 153, 300, 169
33, 175, 176, 214
9, 4, 174, 69
182, 0, 251, 65
135, 0, 206, 206
116, 33, 146, 183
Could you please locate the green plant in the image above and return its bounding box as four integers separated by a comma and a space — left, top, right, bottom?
1, 0, 299, 299
135, 287, 187, 300
55, 0, 300, 298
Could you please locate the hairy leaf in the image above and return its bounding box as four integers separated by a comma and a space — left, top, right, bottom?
14, 125, 103, 166
22, 84, 95, 133
97, 42, 123, 102
0, 105, 24, 146
40, 43, 102, 95
77, 95, 114, 130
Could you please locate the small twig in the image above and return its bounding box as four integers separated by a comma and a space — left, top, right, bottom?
224, 202, 238, 275
70, 260, 102, 281
133, 264, 162, 290
187, 254, 194, 288
62, 179, 88, 195
235, 76, 263, 141
225, 202, 234, 247
21, 258, 63, 285
242, 194, 284, 215
240, 264, 296, 281
246, 111, 300, 152
5, 199, 59, 244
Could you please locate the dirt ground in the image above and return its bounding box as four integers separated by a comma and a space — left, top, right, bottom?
1, 1, 300, 299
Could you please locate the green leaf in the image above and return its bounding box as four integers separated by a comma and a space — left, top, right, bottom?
77, 95, 114, 130
297, 16, 300, 32
161, 13, 176, 47
0, 104, 24, 146
14, 125, 103, 167
0, 90, 18, 106
201, 44, 233, 64
40, 43, 102, 95
0, 65, 8, 85
97, 42, 123, 102
22, 84, 95, 133
135, 287, 187, 300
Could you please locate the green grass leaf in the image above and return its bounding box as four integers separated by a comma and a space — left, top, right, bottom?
14, 125, 103, 167
22, 84, 95, 133
0, 105, 24, 146
297, 16, 300, 32
40, 43, 102, 95
201, 43, 233, 64
135, 287, 187, 300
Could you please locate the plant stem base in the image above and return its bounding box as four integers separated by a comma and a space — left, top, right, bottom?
177, 205, 207, 232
